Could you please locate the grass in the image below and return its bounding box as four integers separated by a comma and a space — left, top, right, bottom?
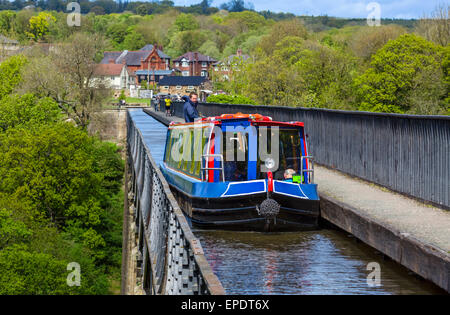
125, 97, 151, 104
110, 97, 151, 104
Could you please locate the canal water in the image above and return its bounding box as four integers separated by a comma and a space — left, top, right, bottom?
194, 228, 444, 295
133, 109, 444, 295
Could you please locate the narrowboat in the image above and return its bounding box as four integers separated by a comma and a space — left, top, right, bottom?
160, 113, 320, 232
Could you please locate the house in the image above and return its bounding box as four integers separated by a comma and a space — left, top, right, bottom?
100, 44, 172, 85
92, 63, 134, 90
0, 35, 19, 51
0, 35, 20, 60
172, 52, 217, 78
158, 76, 211, 100
213, 48, 250, 80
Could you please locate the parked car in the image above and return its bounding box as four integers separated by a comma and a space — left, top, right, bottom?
171, 94, 181, 102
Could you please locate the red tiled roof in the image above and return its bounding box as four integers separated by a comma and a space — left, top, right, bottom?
94, 64, 124, 76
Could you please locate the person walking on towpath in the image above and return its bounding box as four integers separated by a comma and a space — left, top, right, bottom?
165, 95, 172, 116
183, 92, 200, 123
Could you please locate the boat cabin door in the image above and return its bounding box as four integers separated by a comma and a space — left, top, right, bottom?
216, 122, 257, 182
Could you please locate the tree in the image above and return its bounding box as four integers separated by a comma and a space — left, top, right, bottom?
207, 94, 256, 104
0, 94, 61, 132
0, 122, 123, 261
243, 54, 304, 106
118, 89, 126, 102
355, 34, 447, 114
416, 4, 450, 47
19, 33, 111, 128
220, 0, 253, 12
166, 29, 208, 57
106, 22, 128, 48
256, 19, 308, 56
122, 30, 145, 50
0, 244, 109, 294
199, 0, 213, 14
223, 10, 267, 35
292, 40, 357, 109
135, 4, 148, 16
198, 40, 220, 59
174, 13, 199, 32
0, 209, 32, 250
90, 6, 106, 15
350, 25, 406, 62
11, 9, 34, 42
27, 11, 56, 41
0, 10, 16, 36
0, 54, 27, 99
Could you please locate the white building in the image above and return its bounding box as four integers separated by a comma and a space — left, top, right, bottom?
92, 63, 133, 90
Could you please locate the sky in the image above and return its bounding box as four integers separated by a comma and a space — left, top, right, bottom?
173, 0, 448, 19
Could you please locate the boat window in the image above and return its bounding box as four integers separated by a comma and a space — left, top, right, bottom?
193, 128, 210, 177
165, 129, 179, 169
182, 128, 193, 172
164, 130, 172, 164
166, 127, 212, 180
189, 128, 196, 175
222, 131, 248, 181
172, 130, 184, 170
257, 128, 302, 180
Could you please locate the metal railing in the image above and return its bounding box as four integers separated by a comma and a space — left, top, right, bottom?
201, 154, 225, 182
301, 156, 315, 184
126, 110, 225, 295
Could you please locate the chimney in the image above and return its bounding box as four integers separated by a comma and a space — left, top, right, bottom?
141, 57, 144, 69
194, 52, 198, 76
237, 48, 242, 57
108, 58, 115, 64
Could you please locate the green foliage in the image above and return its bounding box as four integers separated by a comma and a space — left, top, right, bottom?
0, 23, 124, 296
0, 55, 27, 99
0, 244, 108, 295
207, 94, 257, 105
348, 25, 407, 62
122, 30, 146, 50
174, 13, 199, 32
140, 79, 148, 89
198, 40, 221, 59
0, 192, 111, 295
166, 29, 209, 57
27, 12, 56, 41
223, 11, 268, 33
221, 28, 267, 58
293, 41, 357, 109
0, 10, 16, 36
118, 90, 126, 102
442, 46, 450, 113
355, 34, 447, 114
106, 22, 128, 48
0, 123, 124, 264
0, 209, 32, 249
257, 19, 308, 57
0, 94, 61, 132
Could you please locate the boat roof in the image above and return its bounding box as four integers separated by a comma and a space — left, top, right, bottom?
169, 113, 304, 128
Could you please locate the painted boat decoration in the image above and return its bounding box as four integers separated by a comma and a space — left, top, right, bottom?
160, 113, 320, 231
